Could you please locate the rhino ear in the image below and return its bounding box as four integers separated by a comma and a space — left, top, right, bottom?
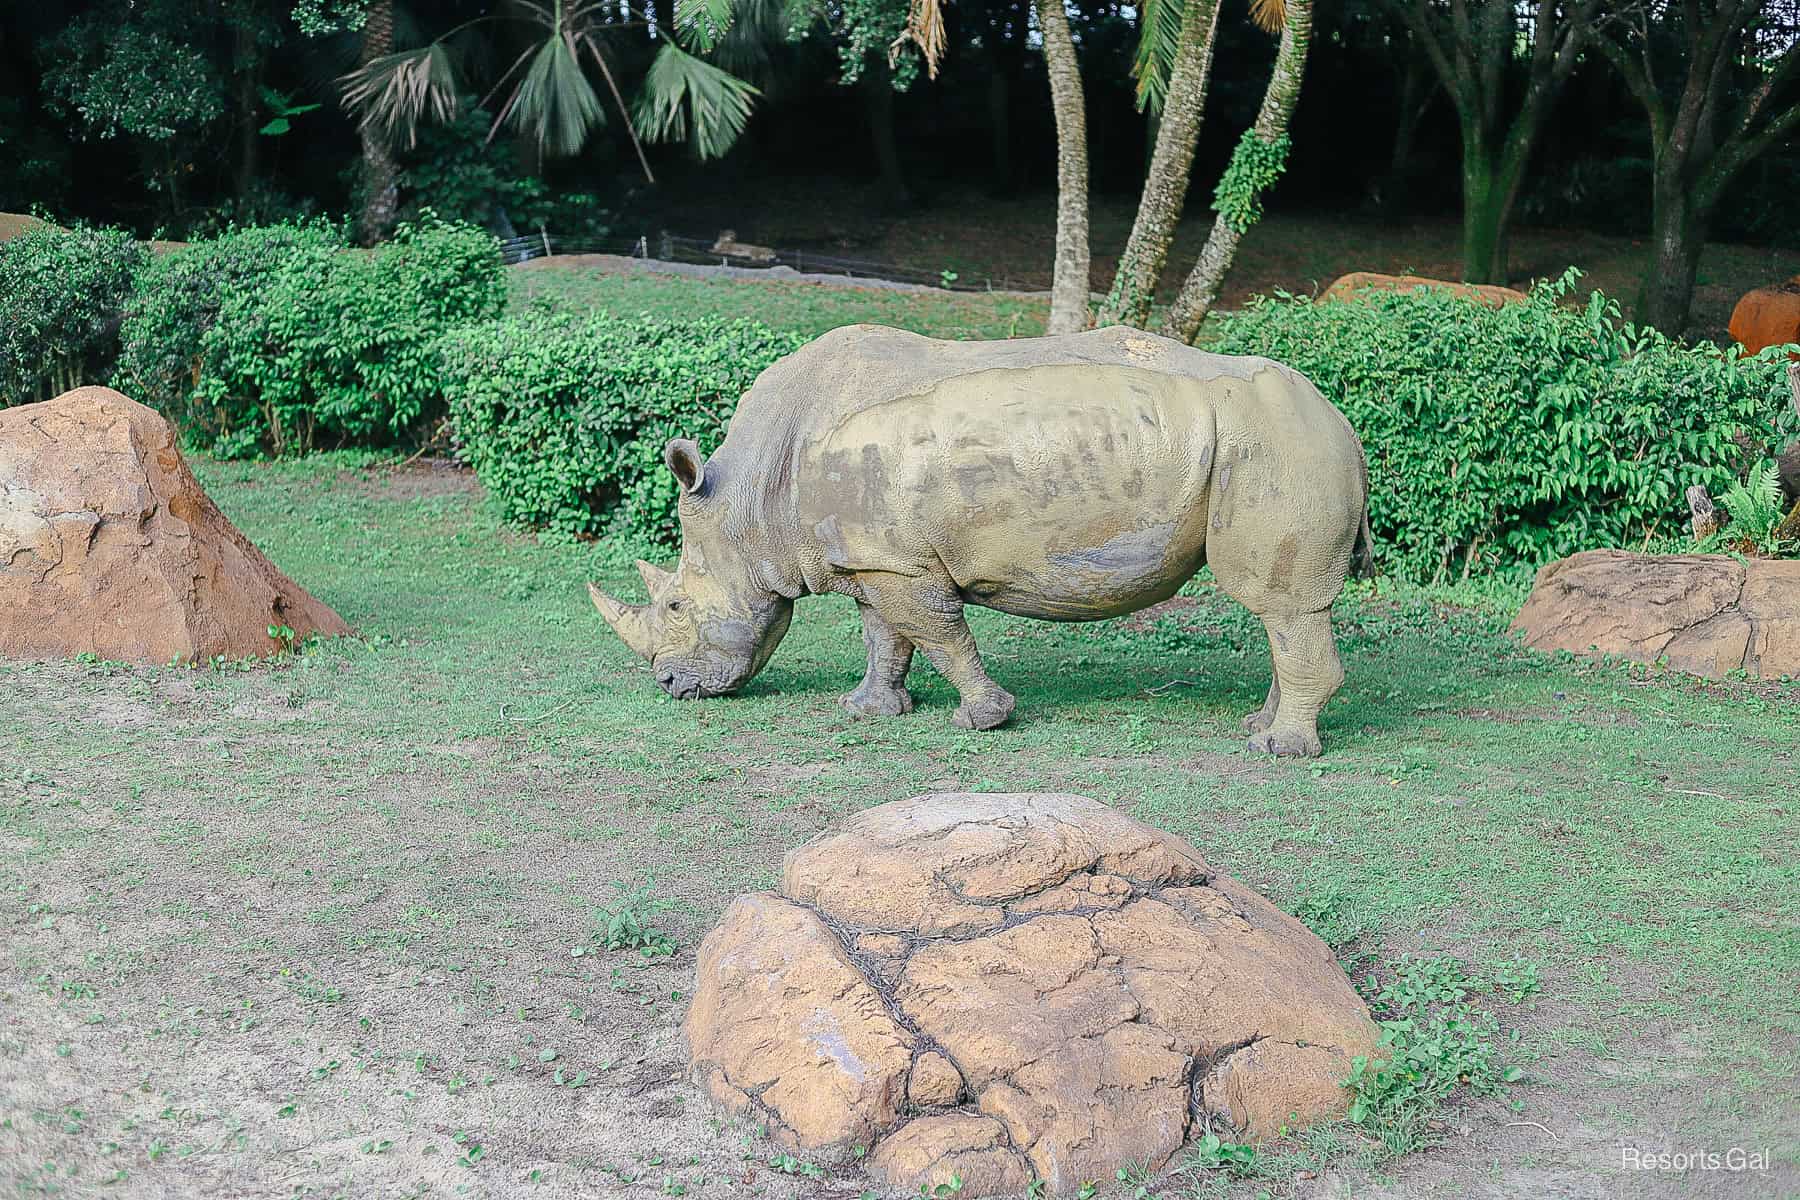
665, 438, 706, 495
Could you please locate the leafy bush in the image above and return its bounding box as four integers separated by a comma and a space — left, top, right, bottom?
1, 223, 144, 406
440, 307, 804, 546
1210, 270, 1800, 582
401, 107, 613, 238
114, 222, 341, 423
118, 216, 506, 456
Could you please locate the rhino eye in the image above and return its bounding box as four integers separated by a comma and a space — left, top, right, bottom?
667, 598, 685, 613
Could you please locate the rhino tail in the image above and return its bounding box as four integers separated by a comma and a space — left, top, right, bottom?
1351, 430, 1376, 579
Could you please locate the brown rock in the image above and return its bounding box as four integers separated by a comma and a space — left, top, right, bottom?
681, 893, 915, 1153
1322, 271, 1528, 310
907, 1050, 964, 1107
1726, 279, 1800, 357
690, 794, 1380, 1197
1513, 549, 1800, 680
867, 1114, 1031, 1197
0, 387, 348, 663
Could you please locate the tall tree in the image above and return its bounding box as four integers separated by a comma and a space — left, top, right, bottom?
1384, 0, 1604, 283
1036, 0, 1091, 333
1595, 0, 1800, 335
1162, 0, 1312, 341
1094, 0, 1224, 328
353, 0, 399, 244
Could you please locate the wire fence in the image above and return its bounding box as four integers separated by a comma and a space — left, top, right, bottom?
496, 229, 1036, 293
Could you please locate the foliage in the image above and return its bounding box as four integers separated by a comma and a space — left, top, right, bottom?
0, 224, 145, 407
1344, 955, 1523, 1146
38, 17, 223, 144
118, 216, 505, 456
1213, 130, 1291, 233
1210, 269, 1800, 582
439, 306, 804, 547
594, 881, 677, 957
115, 222, 342, 422
400, 107, 614, 237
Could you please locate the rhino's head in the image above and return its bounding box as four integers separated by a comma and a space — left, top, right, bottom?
589, 438, 793, 699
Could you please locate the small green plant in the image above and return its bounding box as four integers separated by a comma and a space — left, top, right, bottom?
919, 1171, 963, 1197
1343, 955, 1524, 1146
1710, 459, 1794, 555
267, 624, 297, 654
939, 268, 960, 287
1183, 1131, 1258, 1173
257, 87, 321, 137
596, 881, 677, 957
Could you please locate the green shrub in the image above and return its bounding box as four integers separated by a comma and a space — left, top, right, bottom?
1210, 270, 1799, 582
1, 223, 144, 406
114, 222, 341, 424
117, 215, 506, 457
440, 307, 805, 547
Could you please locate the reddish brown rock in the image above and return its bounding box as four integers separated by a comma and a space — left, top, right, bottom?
0, 387, 347, 663
1322, 271, 1528, 309
687, 793, 1381, 1196
1727, 279, 1800, 357
1513, 550, 1800, 680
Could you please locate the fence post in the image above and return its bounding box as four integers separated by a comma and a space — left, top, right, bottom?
540, 226, 552, 259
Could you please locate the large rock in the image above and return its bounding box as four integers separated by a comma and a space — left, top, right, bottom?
1322, 271, 1527, 309
1727, 278, 1800, 357
1513, 549, 1800, 680
0, 387, 348, 663
683, 793, 1380, 1197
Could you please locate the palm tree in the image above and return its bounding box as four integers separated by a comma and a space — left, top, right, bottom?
1037, 0, 1090, 334
338, 0, 760, 237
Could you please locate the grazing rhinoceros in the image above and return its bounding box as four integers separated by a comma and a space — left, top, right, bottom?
590, 324, 1371, 756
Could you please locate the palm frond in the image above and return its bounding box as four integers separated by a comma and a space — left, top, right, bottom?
1248, 0, 1286, 34
499, 33, 607, 158
890, 0, 947, 78
674, 0, 738, 52
1131, 0, 1186, 113
633, 41, 760, 160
339, 43, 461, 149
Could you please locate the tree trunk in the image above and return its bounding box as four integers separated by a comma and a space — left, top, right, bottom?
232, 20, 263, 200
355, 0, 399, 246
1640, 159, 1706, 335
1459, 130, 1507, 284
1037, 0, 1091, 334
1096, 0, 1223, 329
864, 64, 913, 211
1162, 0, 1313, 343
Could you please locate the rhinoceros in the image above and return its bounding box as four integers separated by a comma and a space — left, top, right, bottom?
590, 324, 1371, 756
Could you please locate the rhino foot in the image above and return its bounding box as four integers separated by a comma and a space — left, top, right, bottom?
1247, 728, 1322, 759
1243, 708, 1276, 734
953, 689, 1016, 732
840, 685, 915, 718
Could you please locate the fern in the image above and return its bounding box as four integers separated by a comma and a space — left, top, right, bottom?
1719, 460, 1787, 551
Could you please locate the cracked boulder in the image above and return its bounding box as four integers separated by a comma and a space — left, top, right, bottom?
1, 387, 348, 664
1513, 549, 1800, 680
682, 793, 1380, 1197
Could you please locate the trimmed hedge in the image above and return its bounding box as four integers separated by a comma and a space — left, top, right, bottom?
1209, 270, 1799, 582
439, 308, 805, 546
116, 216, 506, 457
1, 223, 144, 406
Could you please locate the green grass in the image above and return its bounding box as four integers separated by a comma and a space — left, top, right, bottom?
512, 264, 1048, 340
1, 453, 1796, 1198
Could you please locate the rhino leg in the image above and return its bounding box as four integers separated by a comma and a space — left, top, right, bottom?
1244, 609, 1343, 758
855, 574, 1015, 731
841, 602, 916, 718
1243, 678, 1280, 734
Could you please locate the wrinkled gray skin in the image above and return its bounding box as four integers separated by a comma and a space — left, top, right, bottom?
592, 324, 1371, 756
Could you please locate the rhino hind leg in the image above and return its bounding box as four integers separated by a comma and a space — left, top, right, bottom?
841, 602, 917, 718
853, 574, 1015, 731
1243, 678, 1280, 734
1245, 609, 1344, 758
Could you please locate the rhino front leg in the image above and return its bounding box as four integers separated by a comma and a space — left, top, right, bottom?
1246, 608, 1343, 758
841, 602, 916, 718
855, 574, 1015, 731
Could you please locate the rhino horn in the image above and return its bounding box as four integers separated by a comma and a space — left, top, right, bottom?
635, 558, 673, 593
588, 583, 657, 661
